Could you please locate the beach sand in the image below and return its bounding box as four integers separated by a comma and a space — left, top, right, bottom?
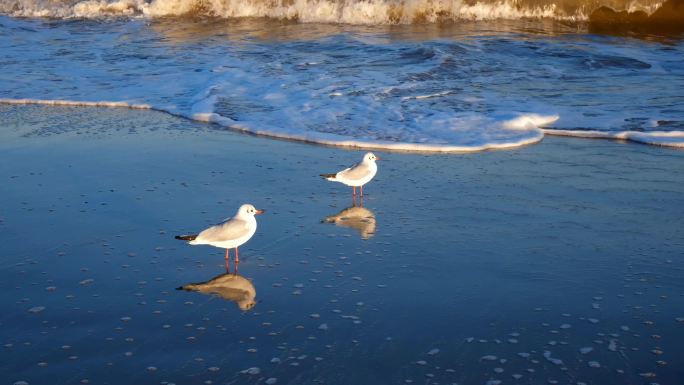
1, 104, 684, 384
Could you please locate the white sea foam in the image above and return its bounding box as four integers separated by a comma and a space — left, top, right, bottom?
7, 96, 682, 150
0, 98, 151, 109
402, 91, 455, 101
0, 0, 666, 22
1, 17, 682, 152
192, 110, 550, 152
544, 129, 684, 148
0, 97, 553, 152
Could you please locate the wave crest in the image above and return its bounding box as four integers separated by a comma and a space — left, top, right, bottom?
0, 0, 667, 23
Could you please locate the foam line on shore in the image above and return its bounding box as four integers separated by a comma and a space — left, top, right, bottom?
192, 111, 546, 153
0, 98, 152, 109
3, 98, 683, 151
543, 129, 684, 148
1, 97, 550, 152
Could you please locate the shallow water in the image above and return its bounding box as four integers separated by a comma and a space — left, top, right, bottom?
1, 105, 684, 384
1, 16, 683, 150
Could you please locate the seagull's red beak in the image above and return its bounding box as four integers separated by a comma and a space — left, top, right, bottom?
255, 209, 265, 215
376, 155, 381, 160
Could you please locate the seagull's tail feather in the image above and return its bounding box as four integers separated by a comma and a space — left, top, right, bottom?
320, 173, 337, 181
175, 234, 198, 241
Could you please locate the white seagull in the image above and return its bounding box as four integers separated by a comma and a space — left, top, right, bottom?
321, 152, 380, 197
175, 204, 264, 264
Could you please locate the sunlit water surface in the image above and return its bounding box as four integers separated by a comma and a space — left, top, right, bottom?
1, 17, 683, 149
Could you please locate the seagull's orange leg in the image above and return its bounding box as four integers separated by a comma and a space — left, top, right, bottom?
360, 185, 364, 197
235, 247, 239, 263
353, 186, 356, 197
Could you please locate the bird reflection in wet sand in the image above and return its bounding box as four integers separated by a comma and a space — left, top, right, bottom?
177, 272, 257, 311
323, 201, 376, 240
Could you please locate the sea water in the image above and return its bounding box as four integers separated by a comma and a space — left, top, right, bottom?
1, 3, 684, 383
1, 4, 683, 151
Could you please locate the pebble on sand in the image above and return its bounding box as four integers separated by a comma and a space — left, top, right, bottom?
588, 361, 601, 368
608, 340, 618, 352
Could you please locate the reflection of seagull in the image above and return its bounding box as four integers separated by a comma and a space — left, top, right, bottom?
175, 204, 264, 264
324, 205, 376, 239
321, 152, 380, 197
177, 273, 256, 311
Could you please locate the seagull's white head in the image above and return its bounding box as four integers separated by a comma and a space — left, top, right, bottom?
363, 152, 380, 162
237, 204, 265, 218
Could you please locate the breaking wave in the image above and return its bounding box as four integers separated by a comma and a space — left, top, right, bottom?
0, 0, 668, 23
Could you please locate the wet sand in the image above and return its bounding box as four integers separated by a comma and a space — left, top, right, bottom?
1, 104, 684, 384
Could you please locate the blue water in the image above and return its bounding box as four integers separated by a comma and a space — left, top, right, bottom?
1, 12, 684, 385
1, 17, 683, 150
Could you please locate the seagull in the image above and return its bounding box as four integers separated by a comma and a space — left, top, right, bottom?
321, 152, 380, 197
175, 204, 264, 265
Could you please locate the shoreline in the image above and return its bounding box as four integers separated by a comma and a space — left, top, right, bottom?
2, 98, 683, 152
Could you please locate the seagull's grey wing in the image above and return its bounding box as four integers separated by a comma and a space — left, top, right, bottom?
338, 161, 371, 180
196, 218, 251, 242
